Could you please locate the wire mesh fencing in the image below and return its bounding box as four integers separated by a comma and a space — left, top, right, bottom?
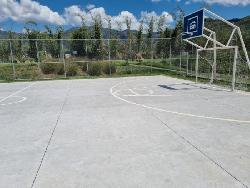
0, 38, 249, 91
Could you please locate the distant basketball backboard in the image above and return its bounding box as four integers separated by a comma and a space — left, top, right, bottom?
182, 9, 204, 40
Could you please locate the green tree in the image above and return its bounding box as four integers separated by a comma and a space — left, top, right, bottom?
56, 26, 64, 57
146, 16, 154, 58
44, 25, 58, 58
125, 17, 132, 61
71, 27, 88, 57
156, 15, 166, 58
106, 16, 118, 59
91, 16, 103, 59
136, 21, 143, 53
24, 21, 40, 61
163, 27, 172, 58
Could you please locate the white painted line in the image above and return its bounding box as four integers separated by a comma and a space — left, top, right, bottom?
148, 90, 154, 94
0, 82, 35, 104
235, 90, 250, 96
0, 96, 27, 106
123, 94, 172, 97
110, 81, 250, 124
129, 89, 139, 96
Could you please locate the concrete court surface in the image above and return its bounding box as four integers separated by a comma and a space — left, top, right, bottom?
0, 75, 249, 188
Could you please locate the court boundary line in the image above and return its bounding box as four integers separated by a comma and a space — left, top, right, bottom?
153, 114, 249, 188
110, 81, 250, 124
0, 82, 36, 104
0, 96, 27, 106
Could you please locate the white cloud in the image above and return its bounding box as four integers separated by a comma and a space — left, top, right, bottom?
191, 0, 250, 6
86, 4, 95, 10
140, 11, 173, 31
63, 5, 173, 31
0, 0, 65, 25
63, 6, 109, 27
161, 11, 174, 23
151, 0, 162, 2
64, 5, 86, 26
0, 1, 174, 31
111, 11, 140, 30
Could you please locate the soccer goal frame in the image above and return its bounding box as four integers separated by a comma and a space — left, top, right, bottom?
183, 8, 250, 91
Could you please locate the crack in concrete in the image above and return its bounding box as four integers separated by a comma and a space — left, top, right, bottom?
152, 113, 248, 188
30, 82, 71, 188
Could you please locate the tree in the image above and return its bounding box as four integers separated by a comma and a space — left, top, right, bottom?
171, 7, 185, 54
13, 33, 24, 63
163, 27, 172, 58
156, 15, 166, 58
136, 21, 143, 53
125, 17, 132, 61
146, 16, 154, 58
24, 21, 40, 61
56, 26, 64, 57
105, 16, 112, 39
71, 12, 89, 57
71, 27, 88, 57
91, 15, 103, 59
44, 25, 58, 58
105, 16, 118, 59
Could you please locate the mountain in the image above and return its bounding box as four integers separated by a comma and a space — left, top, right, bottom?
0, 15, 249, 41
0, 30, 9, 38
63, 16, 250, 40
204, 16, 250, 50
64, 26, 143, 39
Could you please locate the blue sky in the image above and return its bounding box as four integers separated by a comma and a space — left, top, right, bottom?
37, 0, 250, 18
0, 0, 250, 32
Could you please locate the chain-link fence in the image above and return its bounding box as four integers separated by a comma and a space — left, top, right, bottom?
0, 38, 249, 91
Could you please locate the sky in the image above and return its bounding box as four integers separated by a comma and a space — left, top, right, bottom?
0, 0, 250, 32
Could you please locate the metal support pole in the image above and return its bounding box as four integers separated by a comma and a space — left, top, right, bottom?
237, 28, 250, 69
35, 40, 40, 69
169, 41, 172, 66
186, 52, 189, 76
108, 39, 111, 76
232, 47, 238, 91
60, 40, 66, 78
85, 40, 88, 56
151, 38, 153, 72
9, 41, 16, 79
191, 58, 193, 76
210, 33, 217, 84
21, 38, 24, 55
179, 51, 182, 72
196, 50, 199, 83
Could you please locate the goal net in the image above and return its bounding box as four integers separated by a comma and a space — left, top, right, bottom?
197, 48, 235, 88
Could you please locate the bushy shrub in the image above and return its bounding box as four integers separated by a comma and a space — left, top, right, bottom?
56, 64, 65, 75
87, 62, 102, 76
0, 64, 14, 81
102, 63, 116, 75
40, 63, 64, 75
66, 63, 79, 76
73, 61, 89, 72
81, 62, 88, 72
16, 63, 40, 80
40, 63, 55, 74
117, 66, 132, 75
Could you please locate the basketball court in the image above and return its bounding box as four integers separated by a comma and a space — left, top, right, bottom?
0, 76, 250, 188
0, 7, 250, 188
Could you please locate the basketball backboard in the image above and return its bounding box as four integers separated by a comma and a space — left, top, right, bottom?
182, 9, 204, 40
